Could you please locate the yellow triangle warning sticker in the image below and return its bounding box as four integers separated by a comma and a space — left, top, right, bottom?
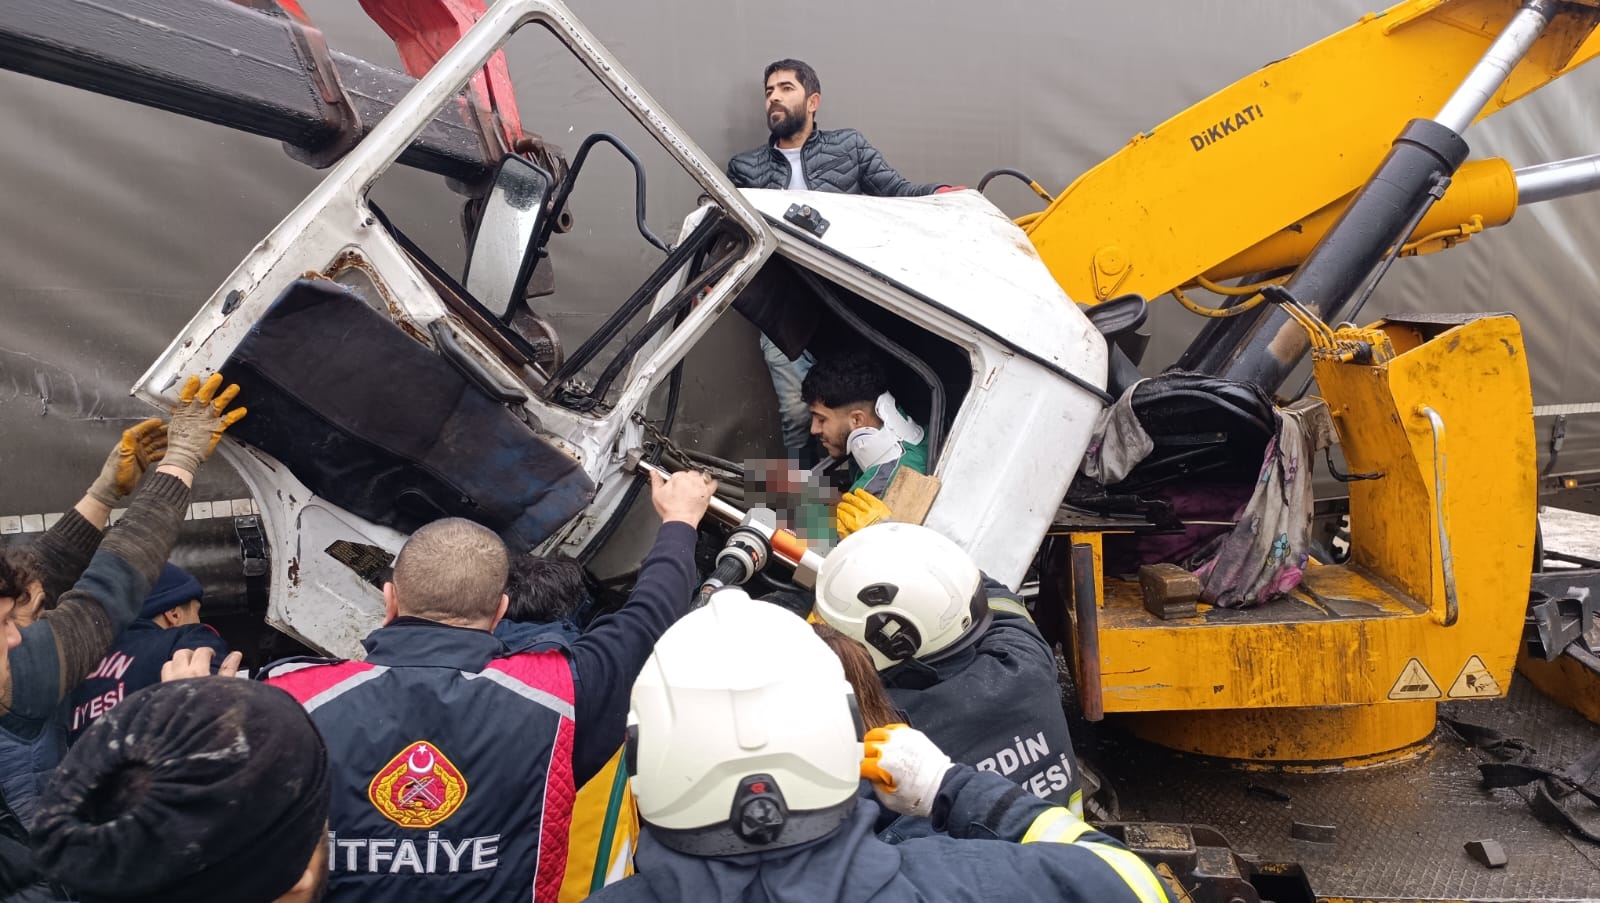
1447, 655, 1501, 698
1388, 657, 1441, 700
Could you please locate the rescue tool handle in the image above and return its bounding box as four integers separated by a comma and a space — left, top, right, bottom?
696, 556, 750, 607
622, 448, 822, 587
1416, 405, 1459, 627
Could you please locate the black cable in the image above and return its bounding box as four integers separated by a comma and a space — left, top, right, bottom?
577, 359, 683, 566
534, 132, 669, 258
550, 212, 725, 389
586, 234, 745, 401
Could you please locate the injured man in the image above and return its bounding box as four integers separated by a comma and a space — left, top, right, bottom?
748, 349, 929, 551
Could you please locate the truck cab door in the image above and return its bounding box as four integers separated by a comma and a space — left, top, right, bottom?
131, 0, 772, 657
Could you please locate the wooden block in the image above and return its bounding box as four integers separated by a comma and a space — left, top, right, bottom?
882, 469, 941, 525
1138, 563, 1201, 619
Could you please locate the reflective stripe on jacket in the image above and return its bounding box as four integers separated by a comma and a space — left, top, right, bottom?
266, 624, 578, 903
881, 594, 1081, 813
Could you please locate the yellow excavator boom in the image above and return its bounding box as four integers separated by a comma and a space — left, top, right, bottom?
1024, 0, 1600, 305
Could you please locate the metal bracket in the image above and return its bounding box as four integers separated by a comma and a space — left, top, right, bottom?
1543, 413, 1568, 477
1417, 405, 1459, 627
234, 514, 270, 578
783, 203, 829, 238
1325, 445, 1382, 482
1098, 822, 1315, 903
278, 14, 364, 169
1525, 579, 1600, 659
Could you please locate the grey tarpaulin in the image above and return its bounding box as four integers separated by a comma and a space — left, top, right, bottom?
3, 2, 1599, 570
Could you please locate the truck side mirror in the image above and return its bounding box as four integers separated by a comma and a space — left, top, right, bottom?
464, 154, 554, 320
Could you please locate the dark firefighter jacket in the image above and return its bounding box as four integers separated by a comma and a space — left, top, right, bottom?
726, 128, 943, 197
0, 478, 190, 829
0, 510, 100, 828
262, 521, 697, 903
4, 475, 192, 901
587, 765, 1171, 903
879, 587, 1081, 830
67, 619, 229, 744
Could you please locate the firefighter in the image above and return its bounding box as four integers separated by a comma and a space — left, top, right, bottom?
813, 522, 1084, 824
495, 552, 637, 903
260, 470, 714, 903
67, 562, 232, 744
0, 418, 162, 831
590, 594, 1169, 903
0, 374, 245, 894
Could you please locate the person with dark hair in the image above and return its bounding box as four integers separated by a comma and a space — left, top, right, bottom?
0, 415, 168, 634
1, 558, 43, 636
0, 418, 172, 833
495, 552, 638, 903
67, 562, 234, 744
0, 374, 245, 895
496, 553, 592, 648
261, 470, 716, 902
588, 595, 1169, 903
33, 678, 331, 903
727, 58, 953, 467
727, 58, 948, 201
800, 350, 929, 539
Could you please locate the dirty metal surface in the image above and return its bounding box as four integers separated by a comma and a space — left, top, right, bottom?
1069, 673, 1600, 901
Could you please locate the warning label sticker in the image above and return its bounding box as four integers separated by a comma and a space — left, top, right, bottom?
1388, 657, 1442, 700
1447, 655, 1501, 698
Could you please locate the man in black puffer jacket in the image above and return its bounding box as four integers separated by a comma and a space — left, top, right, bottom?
726, 59, 945, 197
727, 59, 949, 468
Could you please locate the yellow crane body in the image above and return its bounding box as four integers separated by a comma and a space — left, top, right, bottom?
1063, 315, 1537, 762
1024, 0, 1600, 306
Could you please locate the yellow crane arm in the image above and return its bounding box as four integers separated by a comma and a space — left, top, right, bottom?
1024, 0, 1600, 305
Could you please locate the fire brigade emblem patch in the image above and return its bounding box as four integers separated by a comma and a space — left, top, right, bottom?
368, 740, 469, 828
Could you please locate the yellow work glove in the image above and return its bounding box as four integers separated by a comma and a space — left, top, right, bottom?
87, 418, 169, 507
835, 488, 893, 539
860, 724, 952, 818
161, 374, 248, 474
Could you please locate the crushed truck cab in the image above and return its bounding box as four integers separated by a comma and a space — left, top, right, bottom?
48, 0, 1593, 897
134, 0, 1106, 658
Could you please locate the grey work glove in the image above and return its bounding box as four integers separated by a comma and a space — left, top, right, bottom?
87, 418, 169, 507
161, 374, 248, 475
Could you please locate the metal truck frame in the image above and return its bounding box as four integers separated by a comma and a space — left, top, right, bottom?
134, 0, 1108, 659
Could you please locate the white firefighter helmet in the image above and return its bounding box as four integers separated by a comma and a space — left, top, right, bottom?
627, 589, 863, 856
814, 522, 989, 671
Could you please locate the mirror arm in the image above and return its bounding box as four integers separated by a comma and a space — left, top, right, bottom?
534, 132, 670, 264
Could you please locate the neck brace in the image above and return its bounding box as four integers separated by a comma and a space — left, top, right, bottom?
847, 392, 924, 471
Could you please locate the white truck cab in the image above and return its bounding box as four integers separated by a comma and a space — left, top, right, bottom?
135, 0, 1107, 657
